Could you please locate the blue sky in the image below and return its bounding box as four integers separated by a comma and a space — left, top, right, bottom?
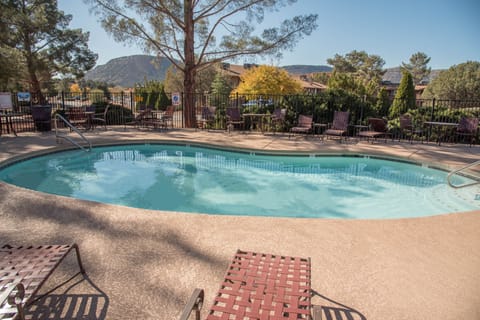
58, 0, 479, 69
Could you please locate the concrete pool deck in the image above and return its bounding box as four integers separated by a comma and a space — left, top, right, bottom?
0, 128, 479, 319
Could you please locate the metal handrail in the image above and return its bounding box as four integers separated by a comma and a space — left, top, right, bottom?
54, 114, 92, 152
447, 159, 480, 189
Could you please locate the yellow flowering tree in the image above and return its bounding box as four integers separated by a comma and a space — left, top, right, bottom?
235, 65, 302, 95
70, 83, 81, 93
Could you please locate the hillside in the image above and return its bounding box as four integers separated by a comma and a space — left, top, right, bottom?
84, 55, 173, 87
281, 65, 332, 74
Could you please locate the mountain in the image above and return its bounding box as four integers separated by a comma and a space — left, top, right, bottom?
84, 55, 173, 87
85, 54, 333, 87
281, 65, 332, 74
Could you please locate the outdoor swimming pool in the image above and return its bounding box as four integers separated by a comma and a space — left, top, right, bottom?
0, 144, 478, 219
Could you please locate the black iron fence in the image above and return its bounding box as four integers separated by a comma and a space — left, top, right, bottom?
1, 91, 479, 144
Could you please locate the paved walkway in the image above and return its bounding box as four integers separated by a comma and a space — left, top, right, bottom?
0, 128, 479, 319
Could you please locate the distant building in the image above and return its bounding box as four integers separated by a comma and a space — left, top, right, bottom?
381, 67, 440, 100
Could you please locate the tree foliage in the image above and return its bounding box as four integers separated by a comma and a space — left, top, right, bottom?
235, 65, 302, 95
134, 79, 171, 110
327, 50, 385, 83
389, 70, 415, 117
326, 50, 385, 103
0, 0, 97, 102
86, 0, 318, 127
402, 52, 431, 85
422, 61, 480, 101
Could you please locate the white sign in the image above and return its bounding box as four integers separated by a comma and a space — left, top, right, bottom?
17, 92, 31, 102
172, 92, 181, 106
0, 92, 13, 109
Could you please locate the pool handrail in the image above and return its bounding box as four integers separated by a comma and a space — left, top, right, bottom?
54, 113, 92, 152
447, 159, 480, 189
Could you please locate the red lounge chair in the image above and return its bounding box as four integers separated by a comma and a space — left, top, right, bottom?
358, 118, 391, 142
290, 114, 313, 137
0, 244, 85, 320
180, 249, 312, 320
324, 111, 350, 141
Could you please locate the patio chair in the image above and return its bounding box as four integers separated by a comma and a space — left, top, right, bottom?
290, 114, 313, 137
197, 106, 216, 130
358, 118, 391, 142
0, 244, 85, 320
270, 108, 286, 133
324, 111, 350, 141
66, 107, 88, 129
455, 117, 479, 146
399, 114, 423, 143
179, 249, 312, 320
226, 108, 244, 132
160, 105, 175, 129
91, 104, 111, 130
126, 108, 153, 127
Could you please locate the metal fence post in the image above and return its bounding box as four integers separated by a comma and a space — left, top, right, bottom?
430, 98, 435, 121
61, 91, 65, 111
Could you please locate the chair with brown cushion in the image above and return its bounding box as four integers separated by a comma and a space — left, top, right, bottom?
197, 106, 216, 130
290, 114, 313, 137
160, 105, 175, 129
455, 117, 479, 146
324, 111, 350, 141
399, 114, 423, 143
226, 108, 244, 132
270, 108, 286, 133
358, 118, 391, 142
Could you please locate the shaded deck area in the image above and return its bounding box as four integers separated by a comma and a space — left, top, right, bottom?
0, 129, 479, 319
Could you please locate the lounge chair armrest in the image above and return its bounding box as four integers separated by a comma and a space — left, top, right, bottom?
179, 288, 204, 320
0, 281, 26, 320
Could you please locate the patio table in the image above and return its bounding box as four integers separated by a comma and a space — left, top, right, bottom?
243, 113, 268, 133
424, 121, 458, 145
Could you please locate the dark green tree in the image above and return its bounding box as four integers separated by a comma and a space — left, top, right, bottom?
402, 52, 431, 85
86, 0, 318, 128
327, 50, 386, 83
211, 73, 232, 96
389, 70, 415, 118
0, 0, 97, 103
326, 50, 385, 104
422, 61, 480, 101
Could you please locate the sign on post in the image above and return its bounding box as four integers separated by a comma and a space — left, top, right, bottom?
0, 92, 13, 110
17, 92, 31, 102
172, 92, 181, 106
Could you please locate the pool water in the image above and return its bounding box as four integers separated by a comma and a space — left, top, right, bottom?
0, 144, 478, 219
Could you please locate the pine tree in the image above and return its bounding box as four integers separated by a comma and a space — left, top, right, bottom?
389, 70, 415, 118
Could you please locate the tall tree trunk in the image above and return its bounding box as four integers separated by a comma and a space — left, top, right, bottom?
24, 30, 45, 104
26, 58, 45, 104
183, 0, 196, 128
